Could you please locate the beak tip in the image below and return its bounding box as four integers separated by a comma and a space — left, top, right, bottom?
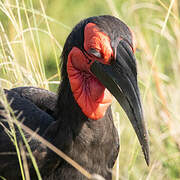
145, 152, 150, 166
142, 140, 150, 166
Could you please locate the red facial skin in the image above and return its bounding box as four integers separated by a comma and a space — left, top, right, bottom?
67, 23, 113, 120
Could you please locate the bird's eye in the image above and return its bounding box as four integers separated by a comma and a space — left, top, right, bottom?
88, 48, 102, 58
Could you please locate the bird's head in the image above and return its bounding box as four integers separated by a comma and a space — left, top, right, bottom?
61, 15, 149, 165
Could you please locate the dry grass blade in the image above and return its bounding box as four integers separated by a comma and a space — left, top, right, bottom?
105, 0, 119, 18
39, 0, 60, 78
0, 94, 26, 180
152, 0, 180, 150
19, 142, 30, 180
14, 120, 93, 179
3, 3, 71, 30
157, 0, 180, 22
1, 0, 180, 179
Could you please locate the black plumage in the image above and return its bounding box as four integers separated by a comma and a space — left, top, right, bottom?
0, 15, 149, 180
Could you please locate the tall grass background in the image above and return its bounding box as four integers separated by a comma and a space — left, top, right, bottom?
0, 0, 180, 179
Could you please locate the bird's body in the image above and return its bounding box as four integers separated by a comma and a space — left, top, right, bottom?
0, 15, 149, 180
0, 88, 55, 179
0, 87, 118, 180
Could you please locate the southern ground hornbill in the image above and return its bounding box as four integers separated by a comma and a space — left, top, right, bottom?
0, 15, 149, 180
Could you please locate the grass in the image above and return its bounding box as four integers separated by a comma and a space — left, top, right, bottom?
0, 0, 180, 179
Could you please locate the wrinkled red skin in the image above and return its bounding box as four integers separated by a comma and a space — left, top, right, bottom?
67, 23, 113, 120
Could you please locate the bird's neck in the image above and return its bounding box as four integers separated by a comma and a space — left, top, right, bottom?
46, 78, 119, 179
55, 78, 87, 129
54, 76, 114, 140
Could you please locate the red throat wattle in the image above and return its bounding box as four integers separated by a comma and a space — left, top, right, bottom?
67, 23, 113, 120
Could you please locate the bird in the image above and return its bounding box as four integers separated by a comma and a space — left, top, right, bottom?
0, 15, 149, 180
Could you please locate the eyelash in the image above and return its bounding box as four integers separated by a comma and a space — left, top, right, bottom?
82, 49, 92, 64
82, 47, 103, 64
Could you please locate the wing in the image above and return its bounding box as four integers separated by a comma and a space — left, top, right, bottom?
11, 86, 57, 118
0, 88, 56, 179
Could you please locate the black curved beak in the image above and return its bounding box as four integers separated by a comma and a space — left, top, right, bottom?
90, 40, 150, 165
